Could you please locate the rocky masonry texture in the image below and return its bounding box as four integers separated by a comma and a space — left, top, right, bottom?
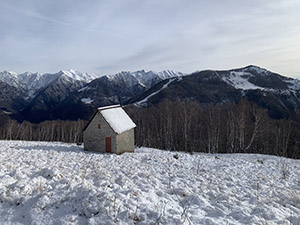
83, 105, 136, 154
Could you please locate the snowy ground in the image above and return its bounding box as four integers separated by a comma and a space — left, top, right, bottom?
0, 141, 299, 225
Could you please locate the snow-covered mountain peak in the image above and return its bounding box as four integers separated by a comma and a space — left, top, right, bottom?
106, 69, 184, 88
135, 69, 146, 74
0, 70, 19, 87
242, 65, 270, 76
4, 70, 18, 76
106, 70, 185, 84
17, 72, 40, 82
60, 69, 97, 82
157, 69, 185, 79
244, 65, 264, 70
107, 71, 137, 82
132, 70, 157, 81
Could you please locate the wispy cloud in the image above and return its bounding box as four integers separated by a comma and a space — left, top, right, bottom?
0, 2, 128, 39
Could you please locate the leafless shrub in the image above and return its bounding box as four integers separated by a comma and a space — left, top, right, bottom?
105, 195, 121, 222
281, 163, 289, 180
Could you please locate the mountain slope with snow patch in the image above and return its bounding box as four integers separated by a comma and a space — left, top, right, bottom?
75, 70, 184, 108
136, 77, 179, 106
129, 66, 300, 119
220, 65, 297, 91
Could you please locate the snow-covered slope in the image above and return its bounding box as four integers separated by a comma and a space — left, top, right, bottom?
60, 69, 97, 83
0, 71, 19, 88
221, 65, 300, 91
17, 72, 59, 98
157, 69, 184, 79
221, 71, 265, 90
0, 141, 299, 225
136, 77, 179, 106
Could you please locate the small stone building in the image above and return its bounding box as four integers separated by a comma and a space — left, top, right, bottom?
83, 105, 136, 154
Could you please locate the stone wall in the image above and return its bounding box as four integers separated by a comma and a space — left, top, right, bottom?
83, 112, 116, 153
116, 128, 135, 154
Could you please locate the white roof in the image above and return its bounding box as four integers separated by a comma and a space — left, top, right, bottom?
99, 105, 136, 134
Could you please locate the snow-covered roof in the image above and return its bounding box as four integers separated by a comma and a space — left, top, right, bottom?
98, 105, 136, 134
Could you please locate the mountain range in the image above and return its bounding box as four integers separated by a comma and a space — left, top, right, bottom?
0, 69, 183, 122
0, 65, 299, 123
129, 66, 300, 118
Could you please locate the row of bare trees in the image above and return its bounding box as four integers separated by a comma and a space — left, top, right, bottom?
0, 120, 85, 143
126, 99, 300, 159
0, 99, 299, 158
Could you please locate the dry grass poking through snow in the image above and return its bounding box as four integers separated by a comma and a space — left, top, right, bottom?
0, 141, 299, 225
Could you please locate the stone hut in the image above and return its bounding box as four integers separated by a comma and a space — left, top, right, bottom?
83, 105, 136, 154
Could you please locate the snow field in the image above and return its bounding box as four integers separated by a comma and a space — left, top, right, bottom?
0, 141, 299, 224
81, 98, 94, 104
136, 78, 177, 105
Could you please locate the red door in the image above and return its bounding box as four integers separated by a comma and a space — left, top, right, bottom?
105, 137, 111, 153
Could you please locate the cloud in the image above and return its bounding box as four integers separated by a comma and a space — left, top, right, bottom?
0, 0, 300, 78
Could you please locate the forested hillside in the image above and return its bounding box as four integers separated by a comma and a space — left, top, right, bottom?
0, 99, 299, 159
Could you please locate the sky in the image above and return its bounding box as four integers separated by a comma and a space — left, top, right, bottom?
0, 0, 300, 78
